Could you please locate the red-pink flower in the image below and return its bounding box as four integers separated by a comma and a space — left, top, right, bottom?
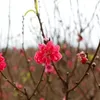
0, 53, 6, 71
45, 64, 56, 74
77, 51, 88, 64
13, 65, 18, 71
34, 41, 62, 65
27, 57, 33, 62
40, 97, 45, 100
62, 96, 65, 100
30, 66, 35, 72
13, 47, 17, 51
16, 83, 23, 89
19, 49, 24, 56
81, 57, 88, 64
77, 34, 83, 42
65, 50, 71, 57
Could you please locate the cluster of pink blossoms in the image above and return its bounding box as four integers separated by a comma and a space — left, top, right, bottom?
34, 41, 62, 73
77, 51, 88, 64
0, 53, 6, 71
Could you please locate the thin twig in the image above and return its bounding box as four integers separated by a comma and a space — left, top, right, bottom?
29, 67, 45, 100
52, 62, 66, 84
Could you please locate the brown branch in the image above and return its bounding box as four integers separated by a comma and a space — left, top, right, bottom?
29, 67, 45, 100
91, 67, 99, 87
24, 88, 30, 100
36, 13, 45, 39
52, 62, 66, 84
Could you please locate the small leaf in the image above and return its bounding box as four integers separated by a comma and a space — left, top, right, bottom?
27, 72, 30, 79
88, 54, 94, 61
24, 9, 36, 16
13, 91, 18, 97
22, 77, 27, 83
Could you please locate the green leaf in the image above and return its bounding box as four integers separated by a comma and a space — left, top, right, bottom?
88, 54, 94, 61
13, 91, 18, 97
22, 77, 27, 83
27, 72, 30, 79
24, 9, 36, 17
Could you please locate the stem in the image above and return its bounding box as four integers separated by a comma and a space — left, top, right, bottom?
68, 40, 80, 79
36, 13, 45, 38
52, 62, 66, 84
22, 16, 36, 85
29, 67, 45, 100
65, 73, 69, 100
24, 88, 30, 100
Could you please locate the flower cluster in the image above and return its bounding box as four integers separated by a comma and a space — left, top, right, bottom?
34, 41, 62, 65
34, 41, 62, 73
0, 53, 6, 71
77, 51, 88, 64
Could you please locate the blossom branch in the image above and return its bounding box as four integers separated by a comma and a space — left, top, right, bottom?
68, 41, 100, 93
0, 71, 25, 95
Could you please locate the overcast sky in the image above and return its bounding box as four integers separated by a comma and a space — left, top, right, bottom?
0, 0, 100, 49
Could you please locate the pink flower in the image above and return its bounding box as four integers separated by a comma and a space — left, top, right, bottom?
34, 41, 62, 65
63, 44, 67, 49
40, 97, 44, 100
19, 49, 24, 56
27, 57, 33, 62
77, 51, 88, 64
77, 34, 83, 42
13, 47, 17, 51
63, 96, 65, 100
0, 53, 6, 71
44, 36, 49, 42
30, 66, 35, 72
16, 83, 23, 89
45, 64, 56, 74
77, 51, 87, 58
13, 65, 18, 71
65, 50, 71, 57
81, 57, 88, 64
67, 60, 73, 69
